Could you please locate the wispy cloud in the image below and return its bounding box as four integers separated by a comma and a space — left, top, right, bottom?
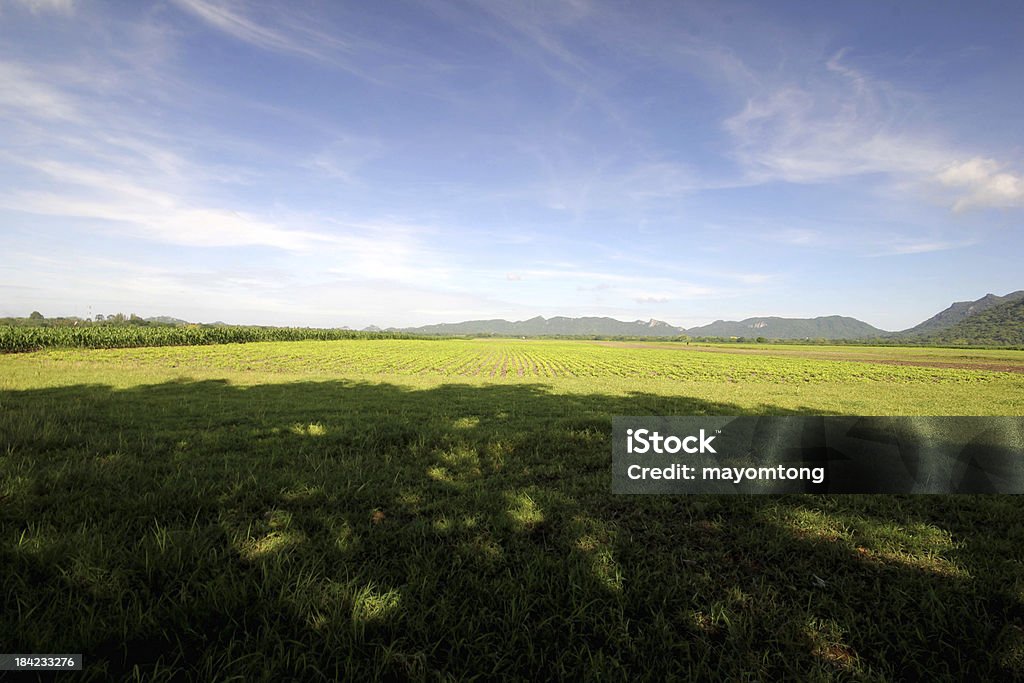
515, 267, 726, 301
5, 0, 74, 15
633, 295, 670, 304
304, 136, 388, 185
0, 54, 451, 283
0, 62, 80, 120
722, 49, 1023, 216
866, 238, 977, 257
770, 228, 829, 247
170, 0, 351, 64
724, 52, 948, 183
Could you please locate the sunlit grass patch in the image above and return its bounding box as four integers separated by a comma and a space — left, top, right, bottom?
769, 505, 968, 577
505, 490, 544, 531
848, 519, 966, 578
426, 465, 452, 482
776, 506, 851, 542
279, 484, 325, 505
237, 529, 306, 561
290, 422, 327, 436
351, 584, 402, 625
437, 443, 482, 479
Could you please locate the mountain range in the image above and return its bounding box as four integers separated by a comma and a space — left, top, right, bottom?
400, 316, 682, 337
390, 291, 1024, 344
900, 291, 1024, 336
683, 316, 885, 339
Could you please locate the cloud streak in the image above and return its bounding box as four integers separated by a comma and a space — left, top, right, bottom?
6, 0, 74, 14
170, 0, 351, 64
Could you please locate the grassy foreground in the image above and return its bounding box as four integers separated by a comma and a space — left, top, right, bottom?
2, 339, 1024, 681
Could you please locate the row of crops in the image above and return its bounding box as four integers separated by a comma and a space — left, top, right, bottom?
87, 337, 999, 385
0, 325, 424, 353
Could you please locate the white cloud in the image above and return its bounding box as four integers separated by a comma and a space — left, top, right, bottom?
936, 158, 1024, 211
0, 155, 337, 250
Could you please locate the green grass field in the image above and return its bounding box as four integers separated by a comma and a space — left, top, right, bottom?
2, 339, 1024, 680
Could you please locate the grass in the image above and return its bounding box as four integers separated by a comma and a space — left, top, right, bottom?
2, 339, 1023, 681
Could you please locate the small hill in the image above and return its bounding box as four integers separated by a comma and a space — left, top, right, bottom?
902, 291, 1024, 335
685, 315, 885, 340
145, 316, 190, 325
403, 316, 685, 337
921, 297, 1024, 346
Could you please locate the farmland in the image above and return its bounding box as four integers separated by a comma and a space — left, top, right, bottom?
2, 339, 1024, 680
0, 324, 416, 353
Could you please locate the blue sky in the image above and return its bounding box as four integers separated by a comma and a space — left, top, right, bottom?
1, 0, 1022, 330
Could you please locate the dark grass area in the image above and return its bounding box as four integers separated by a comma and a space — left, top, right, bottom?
2, 380, 1023, 680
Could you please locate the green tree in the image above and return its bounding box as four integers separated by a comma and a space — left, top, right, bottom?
29, 311, 43, 320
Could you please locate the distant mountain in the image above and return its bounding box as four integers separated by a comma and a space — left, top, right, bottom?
402, 316, 685, 337
685, 316, 886, 340
901, 291, 1024, 335
145, 316, 189, 325
919, 297, 1024, 346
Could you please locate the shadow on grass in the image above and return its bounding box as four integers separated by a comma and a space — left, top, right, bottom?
1, 379, 1022, 681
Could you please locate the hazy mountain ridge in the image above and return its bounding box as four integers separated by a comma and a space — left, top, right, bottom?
900, 291, 1024, 335
399, 314, 888, 339
399, 316, 686, 337
10, 290, 1022, 344
399, 291, 1023, 342
684, 316, 886, 340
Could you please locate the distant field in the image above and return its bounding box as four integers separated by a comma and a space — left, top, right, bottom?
2, 339, 1023, 680
9, 338, 1023, 414
603, 340, 1024, 372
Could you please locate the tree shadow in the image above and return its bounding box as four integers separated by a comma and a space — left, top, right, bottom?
0, 379, 1020, 681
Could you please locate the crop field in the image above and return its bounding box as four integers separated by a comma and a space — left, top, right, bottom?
0, 324, 414, 353
2, 339, 1024, 680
